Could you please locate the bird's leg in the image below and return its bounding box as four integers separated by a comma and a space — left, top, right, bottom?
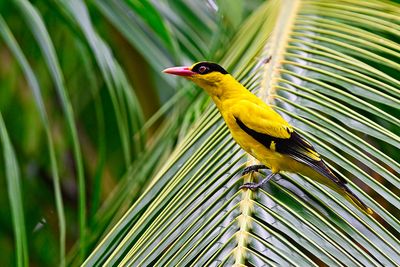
242, 164, 268, 176
240, 173, 276, 190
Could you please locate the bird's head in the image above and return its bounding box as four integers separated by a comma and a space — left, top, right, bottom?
163, 62, 229, 96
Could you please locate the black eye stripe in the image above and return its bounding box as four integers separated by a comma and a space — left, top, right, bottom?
192, 62, 228, 75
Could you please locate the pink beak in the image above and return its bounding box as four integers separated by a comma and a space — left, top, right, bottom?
163, 66, 195, 77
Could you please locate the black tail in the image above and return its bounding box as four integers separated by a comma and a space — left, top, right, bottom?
317, 160, 373, 215
343, 186, 373, 215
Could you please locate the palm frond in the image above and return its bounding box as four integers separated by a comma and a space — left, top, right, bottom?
84, 0, 400, 266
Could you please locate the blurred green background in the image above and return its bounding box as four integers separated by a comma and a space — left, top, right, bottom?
1, 0, 400, 266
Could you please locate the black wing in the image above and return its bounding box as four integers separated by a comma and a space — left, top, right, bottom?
235, 117, 346, 185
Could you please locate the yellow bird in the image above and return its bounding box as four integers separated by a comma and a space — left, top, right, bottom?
163, 61, 373, 215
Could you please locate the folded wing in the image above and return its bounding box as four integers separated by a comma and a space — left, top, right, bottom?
234, 115, 346, 186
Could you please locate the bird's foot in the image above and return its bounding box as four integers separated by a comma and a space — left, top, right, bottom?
239, 182, 263, 191
240, 173, 275, 191
242, 164, 267, 176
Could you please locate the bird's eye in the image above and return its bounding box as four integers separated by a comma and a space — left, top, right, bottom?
198, 66, 209, 74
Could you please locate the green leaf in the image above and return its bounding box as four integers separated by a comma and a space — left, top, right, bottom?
14, 0, 87, 259
0, 113, 29, 267
0, 14, 66, 266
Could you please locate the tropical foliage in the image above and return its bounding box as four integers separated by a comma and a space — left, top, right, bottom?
0, 0, 399, 266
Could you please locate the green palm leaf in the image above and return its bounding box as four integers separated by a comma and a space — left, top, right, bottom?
84, 0, 400, 266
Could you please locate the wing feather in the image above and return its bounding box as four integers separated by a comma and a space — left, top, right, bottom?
235, 117, 346, 185
231, 100, 292, 139
280, 131, 346, 185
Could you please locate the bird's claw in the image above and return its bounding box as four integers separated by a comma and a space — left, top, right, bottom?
240, 173, 275, 191
239, 182, 261, 191
241, 164, 267, 176
242, 167, 254, 176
